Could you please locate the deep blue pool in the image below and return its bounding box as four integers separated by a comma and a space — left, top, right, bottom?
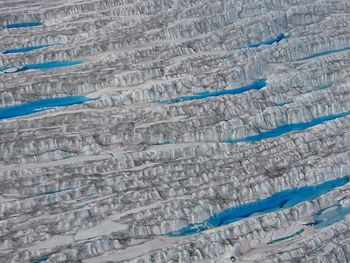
224, 110, 350, 143
165, 79, 266, 104
0, 96, 94, 120
167, 175, 350, 236
1, 22, 43, 28
302, 47, 350, 60
249, 33, 287, 48
0, 61, 83, 73
1, 45, 49, 54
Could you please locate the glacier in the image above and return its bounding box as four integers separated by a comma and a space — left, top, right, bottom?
1, 0, 350, 263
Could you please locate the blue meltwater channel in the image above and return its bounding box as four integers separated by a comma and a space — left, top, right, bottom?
302, 47, 350, 60
167, 175, 350, 236
0, 96, 95, 120
164, 79, 266, 104
0, 21, 44, 28
0, 61, 82, 73
248, 33, 287, 48
0, 22, 43, 28
224, 110, 350, 143
0, 45, 50, 54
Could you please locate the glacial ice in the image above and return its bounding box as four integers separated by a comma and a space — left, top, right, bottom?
1, 0, 350, 262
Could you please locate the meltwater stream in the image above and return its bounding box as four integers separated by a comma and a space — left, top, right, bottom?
0, 45, 50, 54
224, 110, 350, 143
248, 33, 287, 48
164, 79, 266, 104
267, 228, 305, 244
302, 47, 350, 60
168, 176, 350, 236
0, 96, 94, 120
0, 22, 43, 28
0, 61, 83, 73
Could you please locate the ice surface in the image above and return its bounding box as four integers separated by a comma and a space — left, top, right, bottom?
1, 0, 350, 262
